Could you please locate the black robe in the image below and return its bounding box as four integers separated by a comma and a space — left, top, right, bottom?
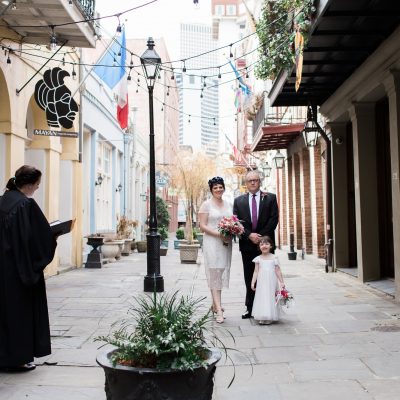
0, 189, 57, 367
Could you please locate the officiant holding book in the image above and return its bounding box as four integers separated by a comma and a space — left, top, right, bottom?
0, 165, 57, 372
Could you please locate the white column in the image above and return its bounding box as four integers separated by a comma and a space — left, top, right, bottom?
384, 70, 400, 299
349, 103, 380, 282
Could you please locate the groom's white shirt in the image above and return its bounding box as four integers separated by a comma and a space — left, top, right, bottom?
247, 190, 261, 221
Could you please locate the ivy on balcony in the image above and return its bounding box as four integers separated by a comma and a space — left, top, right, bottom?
255, 0, 316, 80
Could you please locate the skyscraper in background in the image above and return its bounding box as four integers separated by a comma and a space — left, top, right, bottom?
177, 23, 219, 156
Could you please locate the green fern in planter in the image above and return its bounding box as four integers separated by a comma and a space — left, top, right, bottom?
96, 292, 229, 371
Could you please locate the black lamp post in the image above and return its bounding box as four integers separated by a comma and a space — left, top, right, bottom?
141, 37, 164, 292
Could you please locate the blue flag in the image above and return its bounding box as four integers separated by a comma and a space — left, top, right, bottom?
228, 60, 251, 96
93, 28, 127, 90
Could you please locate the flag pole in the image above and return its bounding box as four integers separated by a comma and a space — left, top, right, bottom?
224, 134, 253, 170
71, 34, 119, 98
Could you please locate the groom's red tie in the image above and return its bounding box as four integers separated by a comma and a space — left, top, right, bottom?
251, 194, 258, 232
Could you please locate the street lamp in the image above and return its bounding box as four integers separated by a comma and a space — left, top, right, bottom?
262, 161, 272, 178
273, 150, 285, 169
141, 37, 164, 292
303, 105, 319, 147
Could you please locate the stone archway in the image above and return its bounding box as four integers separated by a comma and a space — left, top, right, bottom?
0, 67, 12, 185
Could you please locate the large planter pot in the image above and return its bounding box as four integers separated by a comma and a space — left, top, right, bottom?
160, 247, 168, 256
97, 348, 221, 400
101, 242, 120, 263
113, 240, 124, 260
179, 244, 200, 264
130, 240, 137, 251
136, 241, 147, 253
174, 239, 181, 250
196, 233, 204, 247
122, 239, 132, 256
161, 239, 169, 248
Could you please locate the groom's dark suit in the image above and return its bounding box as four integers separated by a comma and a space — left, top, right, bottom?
233, 192, 279, 315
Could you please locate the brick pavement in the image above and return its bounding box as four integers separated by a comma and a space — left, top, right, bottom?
1, 243, 400, 400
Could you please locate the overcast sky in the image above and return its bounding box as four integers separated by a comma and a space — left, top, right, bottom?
95, 0, 213, 59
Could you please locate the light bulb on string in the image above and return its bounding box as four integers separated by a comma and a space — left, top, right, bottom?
72, 63, 77, 80
171, 67, 174, 80
68, 0, 73, 6
182, 60, 186, 73
136, 85, 139, 93
203, 76, 206, 87
6, 51, 11, 64
130, 53, 133, 67
127, 70, 132, 84
218, 67, 221, 79
167, 86, 170, 96
118, 47, 121, 57
62, 57, 65, 66
116, 16, 122, 37
112, 52, 117, 66
213, 118, 216, 126
49, 26, 57, 51
161, 103, 164, 112
11, 0, 16, 10
200, 89, 203, 99
188, 115, 191, 123
229, 44, 233, 58
245, 67, 249, 79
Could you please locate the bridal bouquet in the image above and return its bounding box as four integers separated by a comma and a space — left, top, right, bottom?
275, 288, 294, 308
217, 215, 244, 246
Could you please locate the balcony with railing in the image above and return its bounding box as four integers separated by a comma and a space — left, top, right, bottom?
0, 0, 97, 48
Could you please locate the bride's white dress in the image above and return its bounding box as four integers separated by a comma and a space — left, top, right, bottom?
199, 199, 232, 289
252, 255, 281, 321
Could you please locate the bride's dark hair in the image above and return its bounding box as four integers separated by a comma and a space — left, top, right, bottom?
208, 176, 225, 192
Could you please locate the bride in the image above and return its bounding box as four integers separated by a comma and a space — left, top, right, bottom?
199, 176, 233, 323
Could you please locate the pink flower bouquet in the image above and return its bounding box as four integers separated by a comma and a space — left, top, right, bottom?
217, 215, 244, 246
275, 288, 294, 308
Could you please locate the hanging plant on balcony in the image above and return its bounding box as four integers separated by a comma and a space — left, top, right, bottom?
255, 0, 316, 80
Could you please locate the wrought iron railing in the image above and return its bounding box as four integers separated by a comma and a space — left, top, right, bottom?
76, 0, 95, 19
252, 100, 266, 140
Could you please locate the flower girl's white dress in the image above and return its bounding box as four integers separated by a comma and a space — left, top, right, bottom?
252, 255, 281, 322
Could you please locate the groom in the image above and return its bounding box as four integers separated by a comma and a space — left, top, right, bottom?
233, 170, 279, 319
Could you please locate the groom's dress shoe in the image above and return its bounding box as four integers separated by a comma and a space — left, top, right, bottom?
241, 311, 252, 319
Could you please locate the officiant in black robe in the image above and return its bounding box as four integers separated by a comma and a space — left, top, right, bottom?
0, 165, 57, 371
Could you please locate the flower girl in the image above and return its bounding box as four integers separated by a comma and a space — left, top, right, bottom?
251, 236, 285, 325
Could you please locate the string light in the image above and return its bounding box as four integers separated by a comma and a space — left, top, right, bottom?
167, 86, 170, 96
171, 67, 174, 80
218, 67, 221, 79
203, 76, 206, 87
68, 0, 73, 6
229, 44, 233, 58
49, 26, 57, 51
188, 115, 191, 123
6, 51, 11, 64
11, 0, 16, 10
161, 103, 164, 112
116, 16, 122, 37
127, 70, 132, 83
72, 63, 76, 79
245, 67, 249, 78
182, 60, 186, 73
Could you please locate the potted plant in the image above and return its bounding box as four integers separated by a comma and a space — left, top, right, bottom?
136, 240, 147, 253
174, 227, 185, 249
101, 235, 124, 263
116, 216, 138, 256
158, 225, 169, 249
96, 292, 226, 400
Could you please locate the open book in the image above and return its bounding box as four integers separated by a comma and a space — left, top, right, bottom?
49, 219, 75, 236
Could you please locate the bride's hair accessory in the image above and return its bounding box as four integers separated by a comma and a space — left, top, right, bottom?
208, 176, 225, 191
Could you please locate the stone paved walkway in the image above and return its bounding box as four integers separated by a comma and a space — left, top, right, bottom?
1, 243, 400, 399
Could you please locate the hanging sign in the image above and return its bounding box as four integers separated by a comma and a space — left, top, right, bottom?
34, 67, 78, 130
33, 129, 78, 138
